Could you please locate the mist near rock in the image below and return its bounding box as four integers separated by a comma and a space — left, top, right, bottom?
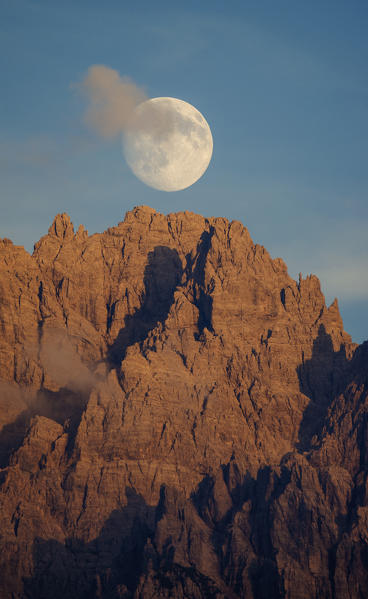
0, 381, 31, 419
0, 332, 99, 467
39, 331, 97, 393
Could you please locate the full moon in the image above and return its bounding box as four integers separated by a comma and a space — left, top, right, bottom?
122, 97, 213, 192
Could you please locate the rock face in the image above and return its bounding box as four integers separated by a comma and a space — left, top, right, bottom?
0, 206, 367, 598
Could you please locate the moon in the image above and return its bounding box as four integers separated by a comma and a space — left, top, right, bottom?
122, 97, 213, 192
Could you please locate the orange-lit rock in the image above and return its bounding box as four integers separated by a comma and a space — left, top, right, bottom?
0, 207, 366, 598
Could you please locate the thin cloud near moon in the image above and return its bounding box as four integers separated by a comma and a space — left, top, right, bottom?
77, 65, 147, 138
76, 65, 213, 192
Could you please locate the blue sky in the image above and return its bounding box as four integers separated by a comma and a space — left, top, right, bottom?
1, 0, 367, 342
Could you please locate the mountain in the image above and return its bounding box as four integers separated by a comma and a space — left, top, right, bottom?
0, 205, 367, 598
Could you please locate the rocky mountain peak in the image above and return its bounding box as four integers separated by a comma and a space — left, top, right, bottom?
0, 207, 366, 598
48, 212, 74, 239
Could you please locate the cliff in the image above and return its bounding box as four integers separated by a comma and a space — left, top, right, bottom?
0, 206, 366, 598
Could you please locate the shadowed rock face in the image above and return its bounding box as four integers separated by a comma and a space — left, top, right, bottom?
0, 205, 367, 598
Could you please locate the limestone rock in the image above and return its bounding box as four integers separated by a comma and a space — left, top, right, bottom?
0, 206, 366, 598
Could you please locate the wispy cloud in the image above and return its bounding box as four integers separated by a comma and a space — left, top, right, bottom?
24, 328, 98, 394
0, 134, 99, 170
76, 65, 147, 138
0, 136, 60, 168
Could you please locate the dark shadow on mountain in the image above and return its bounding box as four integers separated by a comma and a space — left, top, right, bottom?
348, 341, 368, 469
246, 467, 287, 599
108, 246, 183, 365
191, 227, 214, 335
10, 459, 336, 598
0, 409, 31, 469
23, 483, 225, 598
248, 559, 285, 599
297, 324, 350, 450
191, 461, 289, 598
297, 337, 368, 591
23, 486, 164, 599
344, 339, 368, 393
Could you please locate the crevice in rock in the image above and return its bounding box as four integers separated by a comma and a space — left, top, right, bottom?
191, 227, 214, 334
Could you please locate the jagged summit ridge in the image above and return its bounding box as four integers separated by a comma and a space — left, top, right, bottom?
0, 206, 366, 598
